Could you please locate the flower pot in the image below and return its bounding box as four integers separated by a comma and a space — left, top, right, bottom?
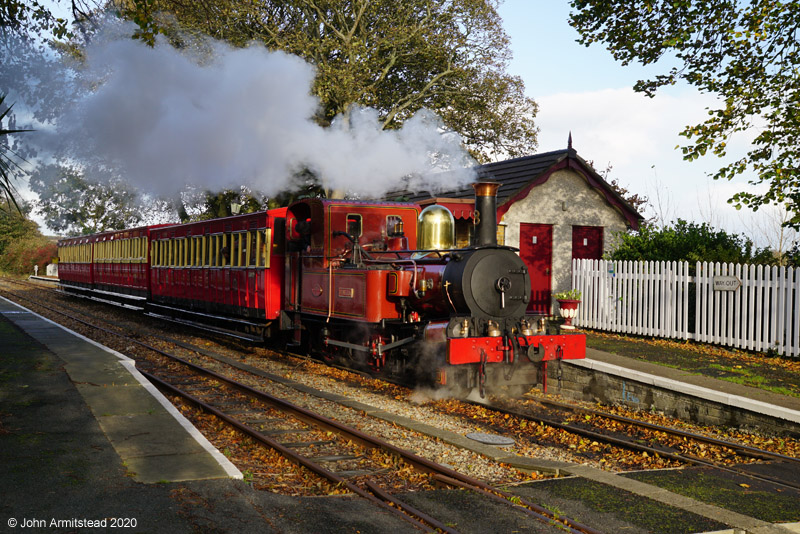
557, 298, 581, 329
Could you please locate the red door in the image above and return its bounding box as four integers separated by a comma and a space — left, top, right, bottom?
519, 223, 553, 314
572, 226, 604, 260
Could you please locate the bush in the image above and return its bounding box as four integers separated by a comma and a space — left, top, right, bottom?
608, 219, 776, 270
0, 237, 57, 275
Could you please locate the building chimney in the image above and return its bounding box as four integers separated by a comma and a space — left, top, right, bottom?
472, 181, 500, 247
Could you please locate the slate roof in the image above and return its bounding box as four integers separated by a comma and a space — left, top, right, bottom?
383, 147, 644, 228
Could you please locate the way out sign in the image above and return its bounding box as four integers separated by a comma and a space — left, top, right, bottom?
713, 275, 742, 291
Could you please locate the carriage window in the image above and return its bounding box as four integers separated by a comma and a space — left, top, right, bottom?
256, 230, 269, 268
221, 233, 230, 267
231, 234, 238, 267
249, 231, 258, 266
346, 214, 362, 237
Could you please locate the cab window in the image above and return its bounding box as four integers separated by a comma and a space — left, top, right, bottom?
346, 214, 362, 238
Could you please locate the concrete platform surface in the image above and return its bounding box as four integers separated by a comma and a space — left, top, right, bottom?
0, 296, 419, 533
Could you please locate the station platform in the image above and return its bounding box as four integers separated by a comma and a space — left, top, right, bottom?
0, 295, 239, 483
579, 347, 800, 421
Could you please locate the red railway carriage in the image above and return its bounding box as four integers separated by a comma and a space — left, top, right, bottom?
57, 235, 95, 287
58, 225, 169, 307
149, 209, 286, 336
93, 226, 167, 297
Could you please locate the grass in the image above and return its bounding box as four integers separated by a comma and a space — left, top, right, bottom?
625, 469, 800, 523
585, 330, 800, 399
511, 477, 728, 534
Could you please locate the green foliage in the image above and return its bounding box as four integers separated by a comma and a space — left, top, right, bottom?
119, 0, 539, 162
0, 204, 38, 257
0, 238, 57, 276
608, 219, 776, 267
553, 289, 582, 301
569, 0, 800, 228
28, 165, 144, 236
0, 0, 74, 40
0, 207, 56, 275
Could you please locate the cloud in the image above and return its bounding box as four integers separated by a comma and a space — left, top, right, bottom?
533, 87, 774, 241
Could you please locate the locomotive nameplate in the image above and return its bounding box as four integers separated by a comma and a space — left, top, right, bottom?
338, 288, 354, 298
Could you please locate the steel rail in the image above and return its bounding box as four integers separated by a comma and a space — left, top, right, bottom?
140, 370, 440, 533
3, 282, 603, 534
481, 400, 800, 492
537, 397, 800, 466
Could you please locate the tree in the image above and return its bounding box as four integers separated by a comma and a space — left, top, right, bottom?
589, 160, 651, 217
0, 200, 38, 256
0, 201, 56, 275
608, 219, 775, 267
569, 0, 800, 228
29, 165, 145, 235
116, 0, 538, 162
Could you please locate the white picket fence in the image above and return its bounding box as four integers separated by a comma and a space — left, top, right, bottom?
571, 259, 800, 357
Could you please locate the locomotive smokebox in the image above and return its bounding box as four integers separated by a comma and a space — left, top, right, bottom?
472, 181, 500, 247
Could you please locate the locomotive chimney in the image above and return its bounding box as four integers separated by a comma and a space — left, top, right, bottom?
471, 181, 500, 247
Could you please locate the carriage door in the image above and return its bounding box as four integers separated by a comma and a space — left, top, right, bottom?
519, 223, 553, 314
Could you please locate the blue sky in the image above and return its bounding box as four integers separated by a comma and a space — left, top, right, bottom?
497, 2, 790, 246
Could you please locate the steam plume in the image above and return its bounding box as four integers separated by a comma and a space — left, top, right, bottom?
44, 22, 475, 200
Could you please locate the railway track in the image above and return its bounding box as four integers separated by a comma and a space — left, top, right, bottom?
7, 278, 800, 529
9, 279, 800, 473
2, 278, 604, 533
475, 395, 800, 492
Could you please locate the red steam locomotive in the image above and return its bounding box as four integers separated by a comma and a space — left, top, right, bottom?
58, 181, 585, 396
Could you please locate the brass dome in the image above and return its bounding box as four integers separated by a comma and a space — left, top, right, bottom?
417, 205, 455, 251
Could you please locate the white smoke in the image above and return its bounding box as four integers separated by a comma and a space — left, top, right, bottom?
43, 22, 475, 200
